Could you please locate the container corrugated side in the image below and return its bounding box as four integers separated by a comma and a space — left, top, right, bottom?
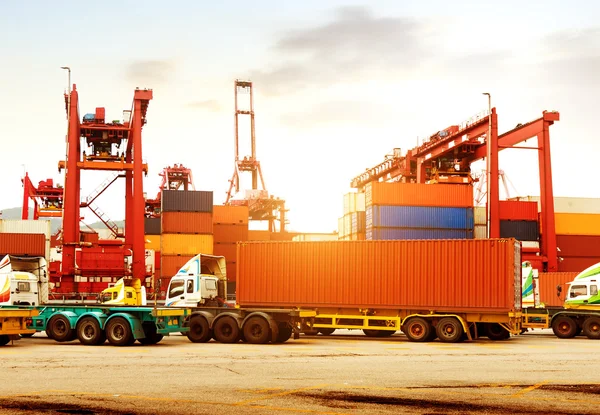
161, 234, 213, 255
213, 224, 249, 243
350, 211, 366, 234
162, 212, 213, 234
161, 190, 213, 213
337, 217, 344, 238
499, 221, 539, 241
538, 272, 579, 307
555, 213, 600, 236
556, 235, 600, 257
344, 192, 366, 214
474, 224, 487, 239
144, 235, 161, 251
366, 206, 474, 229
237, 239, 520, 312
213, 242, 237, 262
366, 227, 473, 240
212, 205, 249, 225
365, 182, 473, 207
161, 255, 195, 278
512, 196, 600, 214
474, 206, 487, 225
0, 233, 46, 256
144, 218, 161, 235
559, 257, 600, 273
0, 219, 51, 237
499, 201, 538, 221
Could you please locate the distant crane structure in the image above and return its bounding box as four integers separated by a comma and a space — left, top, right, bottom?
145, 164, 195, 217
21, 173, 64, 219
225, 80, 287, 232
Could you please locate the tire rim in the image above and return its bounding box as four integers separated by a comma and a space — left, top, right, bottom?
558, 322, 571, 334
250, 324, 263, 338
82, 323, 95, 341
221, 324, 232, 337
410, 323, 424, 339
55, 320, 67, 336
113, 324, 125, 340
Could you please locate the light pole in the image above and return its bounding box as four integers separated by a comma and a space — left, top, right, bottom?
60, 67, 71, 122
482, 92, 491, 238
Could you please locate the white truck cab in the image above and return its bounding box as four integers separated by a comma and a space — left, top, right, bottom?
0, 255, 49, 306
165, 254, 227, 307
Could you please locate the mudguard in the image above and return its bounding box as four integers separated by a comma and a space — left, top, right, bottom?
74, 311, 108, 330
190, 310, 216, 327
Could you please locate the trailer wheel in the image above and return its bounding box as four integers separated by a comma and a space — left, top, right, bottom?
318, 328, 336, 336
214, 316, 241, 343
106, 317, 134, 346
274, 323, 293, 343
303, 328, 319, 336
186, 316, 212, 343
403, 317, 432, 342
242, 316, 270, 344
582, 317, 600, 339
552, 316, 577, 339
436, 318, 464, 343
20, 333, 35, 338
76, 317, 106, 346
363, 329, 379, 337
0, 335, 9, 346
485, 323, 510, 341
138, 324, 164, 345
47, 315, 75, 342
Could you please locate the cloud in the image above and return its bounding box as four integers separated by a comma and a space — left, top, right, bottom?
126, 59, 175, 85
187, 99, 221, 112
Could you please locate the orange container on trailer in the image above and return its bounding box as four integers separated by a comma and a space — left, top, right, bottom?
162, 212, 213, 234
213, 224, 249, 243
365, 182, 473, 207
537, 272, 578, 307
0, 233, 45, 256
213, 205, 249, 225
237, 239, 521, 312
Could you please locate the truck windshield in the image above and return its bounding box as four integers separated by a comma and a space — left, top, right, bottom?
169, 280, 185, 298
205, 279, 217, 290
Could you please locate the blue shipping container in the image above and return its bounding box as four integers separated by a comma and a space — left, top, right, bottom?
366, 227, 474, 240
366, 206, 474, 229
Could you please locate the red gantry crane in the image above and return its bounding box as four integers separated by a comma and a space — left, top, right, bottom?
145, 164, 196, 217
21, 173, 64, 219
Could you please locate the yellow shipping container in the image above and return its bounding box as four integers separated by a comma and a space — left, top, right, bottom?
162, 234, 214, 255
555, 213, 600, 236
145, 235, 161, 251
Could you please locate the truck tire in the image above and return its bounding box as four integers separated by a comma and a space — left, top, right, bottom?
485, 323, 510, 341
552, 316, 578, 339
582, 317, 600, 339
20, 333, 35, 338
303, 328, 319, 336
138, 324, 164, 345
363, 329, 380, 337
275, 323, 293, 343
403, 317, 432, 342
186, 316, 212, 343
242, 316, 270, 344
318, 328, 336, 336
106, 317, 135, 346
76, 317, 106, 346
213, 316, 241, 343
47, 315, 76, 342
436, 318, 464, 343
0, 335, 9, 346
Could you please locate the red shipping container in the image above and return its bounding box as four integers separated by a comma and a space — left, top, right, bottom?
237, 239, 520, 311
227, 261, 236, 282
161, 255, 194, 278
162, 212, 213, 234
213, 243, 237, 262
537, 272, 578, 307
499, 201, 538, 221
0, 233, 45, 256
155, 251, 161, 270
365, 182, 473, 208
213, 205, 249, 225
558, 257, 599, 273
557, 235, 600, 257
213, 224, 248, 243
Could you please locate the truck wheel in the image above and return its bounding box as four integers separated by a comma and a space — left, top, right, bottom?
106, 317, 134, 346
0, 335, 9, 346
363, 329, 379, 337
436, 318, 464, 343
485, 323, 510, 341
552, 316, 578, 339
138, 324, 164, 345
582, 317, 600, 339
48, 315, 75, 342
186, 316, 212, 343
214, 316, 241, 343
242, 316, 270, 344
275, 323, 293, 343
20, 333, 35, 338
303, 328, 319, 336
76, 317, 106, 346
403, 317, 432, 342
318, 328, 336, 336
378, 330, 396, 337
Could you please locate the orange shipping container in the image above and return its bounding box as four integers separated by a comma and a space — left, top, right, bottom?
162, 212, 213, 234
537, 272, 578, 307
237, 239, 520, 311
365, 182, 473, 207
213, 242, 237, 262
213, 224, 249, 243
0, 233, 45, 256
227, 261, 236, 282
213, 205, 249, 225
161, 255, 195, 278
161, 234, 213, 255
247, 230, 270, 241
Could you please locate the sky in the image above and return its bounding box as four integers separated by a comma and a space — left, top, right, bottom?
1, 1, 599, 233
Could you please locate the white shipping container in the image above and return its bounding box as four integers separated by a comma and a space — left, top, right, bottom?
511, 196, 600, 214
474, 206, 487, 225
338, 217, 344, 239
343, 192, 367, 215
474, 224, 487, 239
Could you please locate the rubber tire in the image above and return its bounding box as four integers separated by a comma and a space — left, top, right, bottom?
582, 317, 600, 340
574, 326, 583, 337
0, 335, 9, 346
20, 333, 35, 338
378, 330, 396, 337
242, 316, 271, 344
363, 329, 380, 337
186, 316, 212, 343
303, 328, 319, 336
318, 328, 336, 336
403, 317, 432, 342
486, 323, 511, 341
47, 315, 75, 342
275, 323, 293, 343
552, 316, 578, 339
76, 317, 106, 346
436, 318, 464, 343
213, 316, 241, 344
106, 317, 135, 346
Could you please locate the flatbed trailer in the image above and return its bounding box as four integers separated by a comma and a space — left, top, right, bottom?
523, 306, 600, 339
0, 308, 38, 346
8, 305, 189, 346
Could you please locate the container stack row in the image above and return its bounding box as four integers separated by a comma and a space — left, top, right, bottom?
365, 182, 474, 240
338, 192, 366, 240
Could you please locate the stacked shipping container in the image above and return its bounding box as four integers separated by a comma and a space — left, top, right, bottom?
338, 192, 366, 240
364, 182, 474, 240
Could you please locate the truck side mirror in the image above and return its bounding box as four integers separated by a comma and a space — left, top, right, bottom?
556, 285, 562, 297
